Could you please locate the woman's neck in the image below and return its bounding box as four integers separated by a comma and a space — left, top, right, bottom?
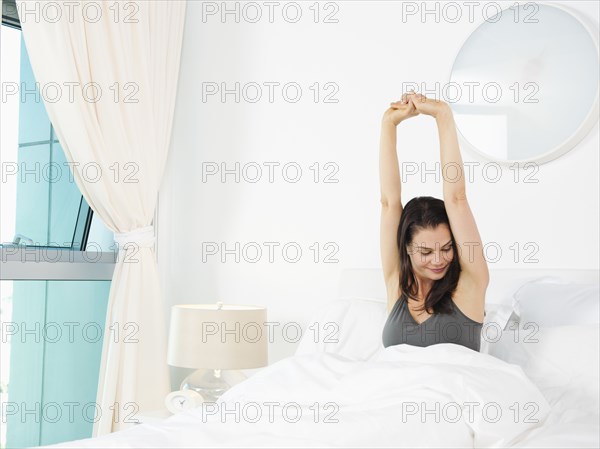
413, 276, 434, 303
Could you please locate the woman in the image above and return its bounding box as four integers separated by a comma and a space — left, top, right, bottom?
379, 91, 489, 352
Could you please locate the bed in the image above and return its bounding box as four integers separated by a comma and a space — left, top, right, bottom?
42, 268, 600, 448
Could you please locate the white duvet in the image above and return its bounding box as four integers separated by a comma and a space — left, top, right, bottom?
42, 342, 592, 448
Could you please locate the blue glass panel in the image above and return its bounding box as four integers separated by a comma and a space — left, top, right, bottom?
18, 35, 51, 145
5, 280, 110, 448
15, 144, 50, 245
48, 142, 84, 247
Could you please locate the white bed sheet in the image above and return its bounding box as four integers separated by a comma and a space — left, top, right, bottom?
39, 343, 597, 449
40, 268, 600, 448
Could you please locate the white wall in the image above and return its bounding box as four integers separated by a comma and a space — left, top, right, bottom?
157, 0, 600, 379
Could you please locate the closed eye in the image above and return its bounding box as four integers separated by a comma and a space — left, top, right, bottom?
421, 247, 452, 255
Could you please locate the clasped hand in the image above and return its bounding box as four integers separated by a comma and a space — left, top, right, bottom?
382, 91, 449, 126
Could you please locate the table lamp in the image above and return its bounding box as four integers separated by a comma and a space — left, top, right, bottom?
167, 302, 268, 402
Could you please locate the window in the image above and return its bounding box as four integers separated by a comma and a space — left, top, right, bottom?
1, 13, 95, 250
1, 8, 116, 447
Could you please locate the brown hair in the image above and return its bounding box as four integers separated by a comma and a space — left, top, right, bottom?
397, 196, 461, 314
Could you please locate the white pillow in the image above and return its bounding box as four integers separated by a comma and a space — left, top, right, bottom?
479, 303, 518, 354
483, 303, 516, 329
513, 278, 599, 327
295, 297, 387, 361
480, 275, 566, 332
484, 274, 566, 306
485, 324, 600, 412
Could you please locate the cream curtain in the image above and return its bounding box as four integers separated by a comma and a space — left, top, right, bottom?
17, 0, 187, 434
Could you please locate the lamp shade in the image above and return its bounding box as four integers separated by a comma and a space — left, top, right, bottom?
167, 304, 268, 370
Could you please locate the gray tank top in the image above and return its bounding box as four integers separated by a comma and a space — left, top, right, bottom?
382, 294, 483, 352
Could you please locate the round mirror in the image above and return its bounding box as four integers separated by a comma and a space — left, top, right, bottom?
448, 2, 599, 165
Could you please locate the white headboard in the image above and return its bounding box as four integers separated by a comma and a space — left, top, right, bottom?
338, 268, 600, 305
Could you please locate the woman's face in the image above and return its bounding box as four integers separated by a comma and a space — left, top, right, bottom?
406, 225, 454, 280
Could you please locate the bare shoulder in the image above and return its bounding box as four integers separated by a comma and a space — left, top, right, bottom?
450, 272, 486, 323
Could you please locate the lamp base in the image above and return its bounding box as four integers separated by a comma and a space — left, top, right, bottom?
180, 369, 246, 402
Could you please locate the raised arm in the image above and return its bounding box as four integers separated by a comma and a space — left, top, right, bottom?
380, 96, 418, 312
407, 93, 489, 316
434, 104, 489, 288
436, 106, 466, 201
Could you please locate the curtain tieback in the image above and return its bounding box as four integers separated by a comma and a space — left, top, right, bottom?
114, 225, 155, 250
